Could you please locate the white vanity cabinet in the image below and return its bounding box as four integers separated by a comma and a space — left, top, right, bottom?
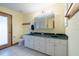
54, 39, 68, 56
24, 35, 68, 56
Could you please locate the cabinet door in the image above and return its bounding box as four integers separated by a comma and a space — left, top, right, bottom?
24, 36, 30, 47
33, 36, 40, 51
29, 36, 34, 49
46, 38, 54, 56
39, 37, 46, 53
48, 19, 54, 29
54, 39, 68, 56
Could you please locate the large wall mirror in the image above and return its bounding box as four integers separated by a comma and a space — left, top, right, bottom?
33, 11, 55, 30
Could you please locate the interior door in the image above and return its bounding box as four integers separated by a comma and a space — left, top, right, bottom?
0, 12, 12, 49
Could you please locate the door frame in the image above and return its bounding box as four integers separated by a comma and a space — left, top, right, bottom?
0, 12, 12, 49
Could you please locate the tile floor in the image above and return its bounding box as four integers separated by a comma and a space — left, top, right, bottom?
0, 45, 48, 56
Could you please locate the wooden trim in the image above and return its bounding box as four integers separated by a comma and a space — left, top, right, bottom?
0, 12, 12, 49
65, 3, 79, 18
22, 23, 30, 25
9, 13, 12, 45
65, 3, 73, 18
0, 12, 12, 16
9, 14, 13, 45
53, 20, 55, 28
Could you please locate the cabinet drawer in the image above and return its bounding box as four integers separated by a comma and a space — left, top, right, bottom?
55, 39, 67, 46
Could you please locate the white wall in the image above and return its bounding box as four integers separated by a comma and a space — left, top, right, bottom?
66, 11, 79, 56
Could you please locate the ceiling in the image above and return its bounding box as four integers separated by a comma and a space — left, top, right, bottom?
0, 3, 54, 13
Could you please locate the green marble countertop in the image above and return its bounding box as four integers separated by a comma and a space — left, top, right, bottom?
26, 32, 68, 40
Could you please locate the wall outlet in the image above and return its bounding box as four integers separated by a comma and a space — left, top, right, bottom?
13, 36, 16, 38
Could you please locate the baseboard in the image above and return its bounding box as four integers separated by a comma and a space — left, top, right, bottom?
12, 42, 19, 46
24, 46, 50, 56
0, 42, 19, 50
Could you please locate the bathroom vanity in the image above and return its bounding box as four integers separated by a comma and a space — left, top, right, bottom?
23, 33, 68, 56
